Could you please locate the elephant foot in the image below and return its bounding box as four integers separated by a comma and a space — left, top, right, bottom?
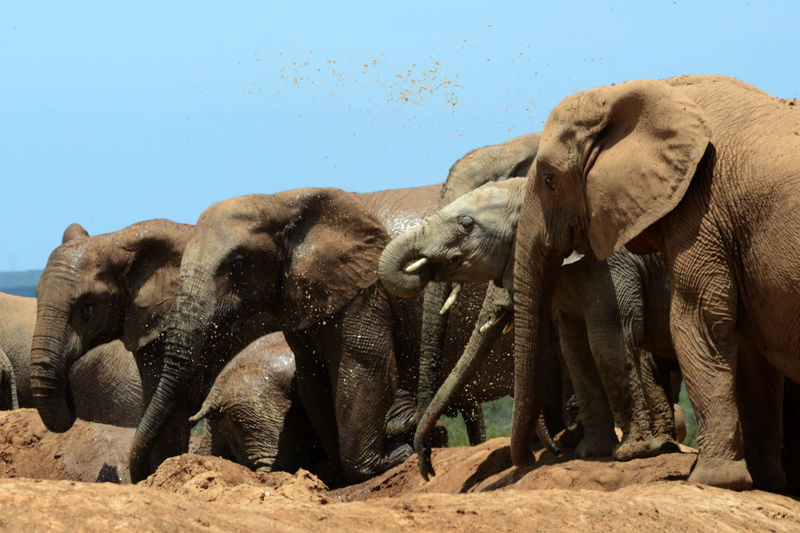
613, 435, 663, 461
555, 423, 584, 450
747, 453, 786, 492
688, 456, 753, 490
576, 431, 618, 459
654, 436, 681, 455
385, 442, 413, 469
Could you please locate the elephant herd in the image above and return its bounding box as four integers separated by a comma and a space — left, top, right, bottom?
1, 74, 797, 494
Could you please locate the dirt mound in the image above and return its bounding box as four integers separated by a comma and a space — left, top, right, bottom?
142, 453, 330, 504
333, 437, 698, 501
0, 408, 135, 483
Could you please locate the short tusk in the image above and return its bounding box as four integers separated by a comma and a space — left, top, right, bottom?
479, 315, 503, 334
439, 283, 462, 315
502, 321, 514, 335
404, 257, 429, 273
561, 250, 585, 266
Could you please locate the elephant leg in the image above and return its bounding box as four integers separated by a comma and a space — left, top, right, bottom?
737, 337, 785, 491
331, 288, 412, 482
583, 316, 658, 461
639, 350, 680, 451
557, 312, 617, 458
0, 347, 19, 410
284, 331, 341, 469
670, 259, 751, 490
462, 403, 487, 445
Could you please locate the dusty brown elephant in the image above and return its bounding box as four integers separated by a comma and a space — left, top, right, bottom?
30, 219, 214, 473
0, 289, 141, 425
511, 74, 800, 491
129, 186, 556, 483
380, 177, 681, 476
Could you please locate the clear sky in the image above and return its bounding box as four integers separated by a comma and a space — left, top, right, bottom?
1, 1, 797, 270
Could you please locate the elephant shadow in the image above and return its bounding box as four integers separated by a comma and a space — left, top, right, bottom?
459, 445, 563, 492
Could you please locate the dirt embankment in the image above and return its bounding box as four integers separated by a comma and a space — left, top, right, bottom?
1, 408, 799, 532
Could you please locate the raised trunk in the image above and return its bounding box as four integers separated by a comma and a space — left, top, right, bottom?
510, 215, 561, 467
30, 308, 77, 433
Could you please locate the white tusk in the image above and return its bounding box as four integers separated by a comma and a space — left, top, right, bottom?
479, 316, 502, 334
502, 321, 514, 335
561, 250, 585, 266
404, 257, 429, 273
439, 283, 462, 315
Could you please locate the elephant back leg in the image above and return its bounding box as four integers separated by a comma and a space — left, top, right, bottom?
0, 348, 19, 410
637, 350, 680, 452
461, 403, 486, 445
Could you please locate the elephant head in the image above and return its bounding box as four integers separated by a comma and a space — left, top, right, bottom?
129, 188, 389, 482
380, 177, 526, 295
30, 220, 192, 432
413, 134, 541, 423
510, 79, 710, 467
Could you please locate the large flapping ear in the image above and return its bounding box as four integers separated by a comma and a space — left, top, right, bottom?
555, 79, 711, 259
277, 188, 390, 331
62, 223, 89, 243
118, 220, 194, 351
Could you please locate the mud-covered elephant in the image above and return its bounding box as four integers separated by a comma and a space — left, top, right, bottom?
410, 134, 552, 446
129, 186, 556, 483
1, 288, 141, 424
511, 74, 800, 491
190, 333, 326, 474
381, 177, 681, 474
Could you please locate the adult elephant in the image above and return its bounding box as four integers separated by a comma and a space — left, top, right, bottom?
511, 74, 800, 491
0, 290, 141, 424
129, 186, 556, 483
30, 219, 213, 472
412, 134, 544, 445
380, 178, 680, 476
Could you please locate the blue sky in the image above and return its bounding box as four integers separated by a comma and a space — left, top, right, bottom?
1, 1, 797, 270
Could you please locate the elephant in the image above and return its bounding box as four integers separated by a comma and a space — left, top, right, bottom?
0, 290, 141, 425
189, 332, 326, 476
30, 219, 215, 474
411, 134, 547, 447
129, 185, 557, 483
380, 177, 681, 476
510, 74, 800, 491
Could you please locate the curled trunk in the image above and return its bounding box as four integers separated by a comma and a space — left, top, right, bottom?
378, 224, 434, 298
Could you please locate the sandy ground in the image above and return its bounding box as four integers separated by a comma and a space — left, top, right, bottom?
1, 408, 799, 532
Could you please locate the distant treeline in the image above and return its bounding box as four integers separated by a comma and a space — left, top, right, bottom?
0, 269, 42, 298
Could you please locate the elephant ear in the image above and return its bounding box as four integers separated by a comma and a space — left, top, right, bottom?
119, 221, 193, 351
279, 188, 390, 331
560, 79, 712, 259
62, 223, 89, 243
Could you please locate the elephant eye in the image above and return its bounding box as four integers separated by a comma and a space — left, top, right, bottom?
458, 216, 475, 232
544, 172, 557, 191
81, 301, 95, 320
230, 254, 245, 272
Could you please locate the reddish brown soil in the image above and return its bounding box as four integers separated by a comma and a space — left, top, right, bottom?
1, 408, 800, 532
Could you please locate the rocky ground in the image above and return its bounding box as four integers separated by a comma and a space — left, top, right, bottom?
1, 409, 799, 532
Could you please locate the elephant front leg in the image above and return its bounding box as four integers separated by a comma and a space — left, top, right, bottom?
670, 262, 751, 490
332, 288, 412, 482
557, 313, 618, 458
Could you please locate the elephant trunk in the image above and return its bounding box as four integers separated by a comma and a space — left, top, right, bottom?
30, 307, 77, 433
415, 284, 508, 479
510, 211, 562, 467
129, 272, 210, 482
378, 222, 436, 298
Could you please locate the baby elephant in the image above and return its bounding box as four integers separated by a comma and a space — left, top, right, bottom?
191, 333, 324, 475
380, 177, 681, 461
